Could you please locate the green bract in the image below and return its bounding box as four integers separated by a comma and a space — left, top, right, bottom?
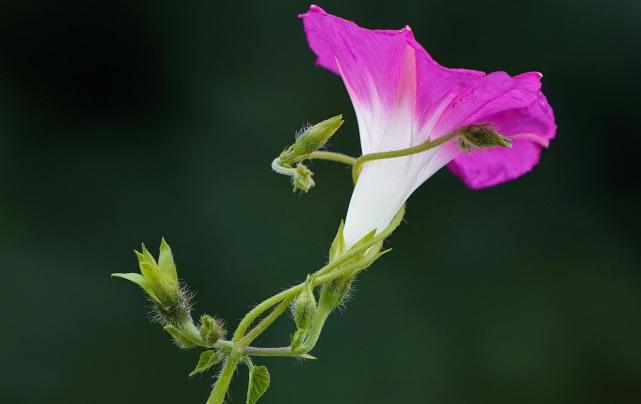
292, 163, 315, 193
292, 275, 317, 331
459, 124, 512, 151
112, 238, 180, 308
279, 115, 344, 164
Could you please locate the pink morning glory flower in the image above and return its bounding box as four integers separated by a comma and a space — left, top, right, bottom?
300, 5, 556, 246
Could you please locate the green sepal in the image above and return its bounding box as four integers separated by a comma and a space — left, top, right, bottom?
189, 350, 221, 377
164, 325, 196, 349
125, 240, 181, 307
328, 220, 345, 262
111, 273, 160, 303
246, 365, 270, 404
290, 329, 307, 353
292, 163, 315, 193
292, 274, 317, 331
350, 228, 377, 253
158, 238, 178, 285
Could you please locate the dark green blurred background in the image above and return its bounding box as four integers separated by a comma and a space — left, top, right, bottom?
1, 0, 640, 403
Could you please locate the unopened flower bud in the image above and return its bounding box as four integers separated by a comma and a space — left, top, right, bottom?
292, 163, 315, 193
113, 239, 180, 307
292, 115, 344, 157
318, 275, 353, 311
199, 314, 225, 346
292, 275, 317, 331
459, 124, 511, 152
112, 239, 192, 325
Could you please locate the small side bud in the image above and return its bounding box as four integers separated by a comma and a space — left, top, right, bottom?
318, 275, 353, 311
459, 124, 511, 151
292, 163, 315, 193
199, 314, 225, 346
292, 115, 343, 157
292, 275, 317, 331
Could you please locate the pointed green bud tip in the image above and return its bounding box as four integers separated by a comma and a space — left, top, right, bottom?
292, 115, 343, 157
292, 275, 317, 331
328, 220, 345, 262
113, 239, 183, 315
292, 163, 315, 193
459, 124, 511, 151
199, 314, 225, 346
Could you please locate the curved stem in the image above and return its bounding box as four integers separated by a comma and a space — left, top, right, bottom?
271, 158, 296, 176
352, 131, 462, 183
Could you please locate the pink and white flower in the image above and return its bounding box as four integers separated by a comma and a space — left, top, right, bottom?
300, 5, 557, 246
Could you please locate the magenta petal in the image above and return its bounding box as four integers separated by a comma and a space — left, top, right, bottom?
300, 5, 556, 191
300, 5, 481, 137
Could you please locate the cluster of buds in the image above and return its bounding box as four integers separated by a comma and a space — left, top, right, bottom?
273, 115, 344, 193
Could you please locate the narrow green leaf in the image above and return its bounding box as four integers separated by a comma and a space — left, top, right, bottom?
246, 365, 270, 404
158, 238, 178, 283
189, 350, 221, 377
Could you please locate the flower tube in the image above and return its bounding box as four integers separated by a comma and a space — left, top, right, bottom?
301, 5, 556, 246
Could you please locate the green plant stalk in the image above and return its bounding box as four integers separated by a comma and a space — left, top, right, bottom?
240, 298, 293, 346
206, 206, 405, 404
351, 131, 462, 182
293, 151, 356, 165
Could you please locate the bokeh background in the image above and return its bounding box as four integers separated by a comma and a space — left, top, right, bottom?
1, 0, 640, 403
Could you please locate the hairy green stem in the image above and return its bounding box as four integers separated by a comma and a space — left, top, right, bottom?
206, 352, 241, 404
206, 206, 405, 403
240, 298, 293, 346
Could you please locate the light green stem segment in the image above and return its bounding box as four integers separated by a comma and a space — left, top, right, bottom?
295, 151, 357, 166
206, 206, 405, 404
207, 352, 241, 404
351, 131, 461, 182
